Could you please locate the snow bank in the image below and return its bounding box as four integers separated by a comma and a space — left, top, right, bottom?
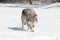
42, 3, 60, 9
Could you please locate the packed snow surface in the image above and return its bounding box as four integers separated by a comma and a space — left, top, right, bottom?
0, 3, 60, 40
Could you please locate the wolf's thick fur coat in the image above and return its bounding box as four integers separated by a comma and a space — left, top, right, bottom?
21, 8, 38, 32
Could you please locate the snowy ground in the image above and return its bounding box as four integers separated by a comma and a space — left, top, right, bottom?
0, 3, 60, 40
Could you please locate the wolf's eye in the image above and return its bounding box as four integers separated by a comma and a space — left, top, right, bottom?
33, 16, 35, 17
32, 15, 37, 17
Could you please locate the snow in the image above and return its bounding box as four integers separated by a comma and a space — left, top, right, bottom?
0, 3, 60, 40
42, 3, 60, 9
0, 3, 49, 8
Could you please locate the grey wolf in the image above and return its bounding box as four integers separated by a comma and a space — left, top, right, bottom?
21, 8, 38, 32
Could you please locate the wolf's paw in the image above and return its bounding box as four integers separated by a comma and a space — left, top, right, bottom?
31, 30, 34, 32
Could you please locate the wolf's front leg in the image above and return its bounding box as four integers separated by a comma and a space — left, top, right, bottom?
27, 24, 34, 32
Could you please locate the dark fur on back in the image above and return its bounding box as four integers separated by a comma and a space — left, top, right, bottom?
22, 9, 31, 16
22, 9, 26, 16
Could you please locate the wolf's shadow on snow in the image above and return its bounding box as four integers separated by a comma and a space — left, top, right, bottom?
8, 27, 26, 31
